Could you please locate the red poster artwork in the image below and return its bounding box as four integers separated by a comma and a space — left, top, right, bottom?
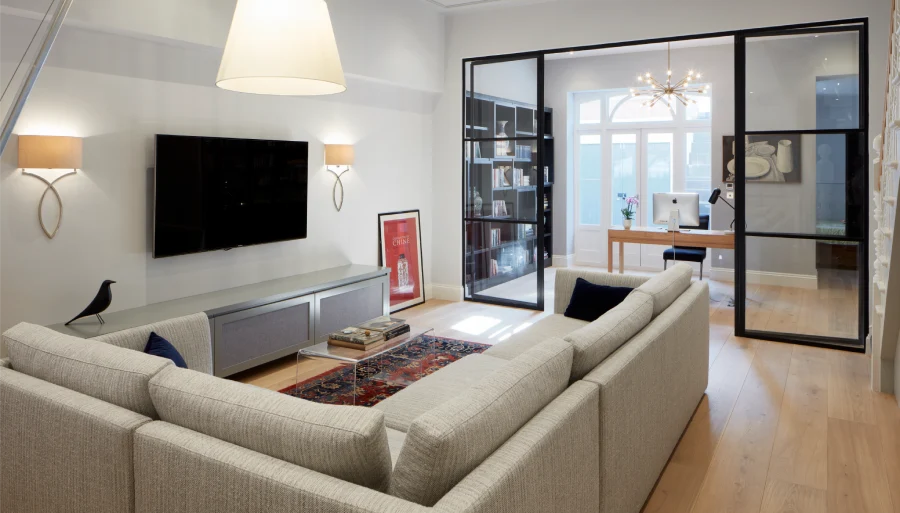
382, 217, 422, 309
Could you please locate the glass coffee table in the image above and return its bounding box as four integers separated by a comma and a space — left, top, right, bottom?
296, 326, 434, 405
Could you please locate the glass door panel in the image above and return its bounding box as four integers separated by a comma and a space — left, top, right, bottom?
737, 23, 866, 348
578, 134, 602, 226
464, 57, 544, 310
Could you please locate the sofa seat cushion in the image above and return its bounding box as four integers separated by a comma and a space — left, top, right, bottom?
148, 366, 392, 492
390, 338, 573, 507
374, 353, 508, 431
3, 323, 171, 418
565, 291, 654, 380
93, 313, 213, 374
637, 262, 694, 316
484, 314, 588, 361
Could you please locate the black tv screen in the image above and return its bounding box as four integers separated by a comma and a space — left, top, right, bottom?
153, 134, 309, 258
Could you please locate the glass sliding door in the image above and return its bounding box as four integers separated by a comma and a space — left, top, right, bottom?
735, 22, 868, 349
463, 56, 546, 310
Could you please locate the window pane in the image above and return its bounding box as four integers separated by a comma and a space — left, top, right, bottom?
611, 134, 638, 226
611, 94, 675, 123
579, 135, 601, 225
579, 135, 602, 180
579, 180, 602, 225
647, 133, 673, 225
579, 100, 603, 124
685, 88, 712, 120
685, 132, 712, 217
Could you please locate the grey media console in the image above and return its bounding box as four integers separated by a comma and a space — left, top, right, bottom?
49, 265, 390, 377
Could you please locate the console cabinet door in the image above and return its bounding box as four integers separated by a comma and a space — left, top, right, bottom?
213, 295, 314, 377
314, 277, 389, 342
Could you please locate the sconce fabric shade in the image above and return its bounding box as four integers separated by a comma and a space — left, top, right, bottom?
216, 0, 347, 96
18, 136, 83, 169
325, 144, 354, 166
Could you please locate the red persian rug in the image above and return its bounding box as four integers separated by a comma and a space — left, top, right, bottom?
280, 335, 490, 407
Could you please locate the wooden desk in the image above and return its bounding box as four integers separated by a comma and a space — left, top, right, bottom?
607, 226, 735, 273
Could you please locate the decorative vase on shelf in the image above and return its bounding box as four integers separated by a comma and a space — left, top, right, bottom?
473, 190, 483, 216
496, 120, 510, 157
623, 219, 633, 230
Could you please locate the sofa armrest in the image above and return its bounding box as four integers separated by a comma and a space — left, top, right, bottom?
2, 368, 152, 513
0, 358, 10, 368
581, 281, 709, 513
93, 313, 213, 374
554, 269, 651, 314
135, 422, 428, 513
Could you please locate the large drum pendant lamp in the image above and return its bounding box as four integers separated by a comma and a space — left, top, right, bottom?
216, 0, 347, 96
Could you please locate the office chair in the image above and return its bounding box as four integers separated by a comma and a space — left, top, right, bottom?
663, 215, 710, 279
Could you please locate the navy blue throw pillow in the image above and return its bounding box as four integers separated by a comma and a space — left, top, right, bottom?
563, 278, 633, 322
144, 332, 188, 369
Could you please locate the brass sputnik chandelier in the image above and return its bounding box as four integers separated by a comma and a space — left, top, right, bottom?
630, 42, 708, 107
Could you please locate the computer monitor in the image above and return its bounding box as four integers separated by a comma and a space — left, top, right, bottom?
653, 192, 701, 228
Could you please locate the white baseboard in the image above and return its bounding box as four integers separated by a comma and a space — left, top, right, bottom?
709, 268, 818, 290
428, 283, 464, 302
552, 254, 575, 268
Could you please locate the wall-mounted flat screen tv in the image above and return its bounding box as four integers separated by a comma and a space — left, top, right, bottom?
153, 134, 309, 258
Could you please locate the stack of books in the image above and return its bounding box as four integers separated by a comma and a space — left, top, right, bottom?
327, 316, 410, 350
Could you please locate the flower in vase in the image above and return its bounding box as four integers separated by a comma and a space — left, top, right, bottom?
620, 196, 639, 221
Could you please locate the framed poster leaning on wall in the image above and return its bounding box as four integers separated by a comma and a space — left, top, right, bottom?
378, 210, 425, 312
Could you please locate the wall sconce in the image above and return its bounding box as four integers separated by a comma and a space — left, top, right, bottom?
324, 144, 354, 212
18, 135, 83, 239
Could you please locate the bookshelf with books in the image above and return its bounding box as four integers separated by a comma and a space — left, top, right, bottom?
464, 89, 552, 305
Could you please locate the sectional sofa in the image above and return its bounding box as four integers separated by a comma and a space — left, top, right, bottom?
0, 263, 708, 513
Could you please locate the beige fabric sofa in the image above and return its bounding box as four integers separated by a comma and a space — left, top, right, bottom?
0, 263, 708, 513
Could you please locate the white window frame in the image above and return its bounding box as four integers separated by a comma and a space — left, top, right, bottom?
573, 88, 712, 230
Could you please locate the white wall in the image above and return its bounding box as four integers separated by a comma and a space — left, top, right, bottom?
430, 0, 889, 294
0, 2, 441, 333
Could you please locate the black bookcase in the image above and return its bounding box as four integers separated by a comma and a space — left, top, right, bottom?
464, 91, 553, 304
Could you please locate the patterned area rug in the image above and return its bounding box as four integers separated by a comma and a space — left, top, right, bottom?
280, 335, 490, 407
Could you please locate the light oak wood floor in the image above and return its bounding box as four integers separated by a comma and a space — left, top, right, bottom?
236, 269, 899, 513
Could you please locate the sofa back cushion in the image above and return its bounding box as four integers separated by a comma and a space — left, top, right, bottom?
94, 313, 213, 374
390, 338, 574, 506
148, 366, 392, 492
564, 290, 654, 380
636, 262, 693, 316
3, 322, 171, 418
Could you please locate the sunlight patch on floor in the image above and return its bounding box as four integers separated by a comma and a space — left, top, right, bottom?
451, 316, 502, 336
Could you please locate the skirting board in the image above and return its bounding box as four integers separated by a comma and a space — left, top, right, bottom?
709, 268, 818, 290
552, 254, 575, 267
428, 283, 464, 302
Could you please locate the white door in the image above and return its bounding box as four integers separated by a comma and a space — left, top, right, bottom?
608, 130, 642, 270
639, 129, 677, 270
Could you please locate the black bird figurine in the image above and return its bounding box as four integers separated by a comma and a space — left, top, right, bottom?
65, 280, 116, 325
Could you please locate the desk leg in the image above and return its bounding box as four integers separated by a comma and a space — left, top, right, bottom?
618, 242, 624, 274
608, 239, 613, 273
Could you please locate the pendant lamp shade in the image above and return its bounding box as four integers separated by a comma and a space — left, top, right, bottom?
216, 0, 347, 96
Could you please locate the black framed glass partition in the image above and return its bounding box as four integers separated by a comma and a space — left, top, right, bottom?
735, 21, 868, 350
463, 56, 548, 310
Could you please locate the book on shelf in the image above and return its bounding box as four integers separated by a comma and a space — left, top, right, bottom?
491, 228, 501, 247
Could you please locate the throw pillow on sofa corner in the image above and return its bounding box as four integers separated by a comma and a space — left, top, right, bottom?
145, 331, 188, 369
563, 278, 633, 322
